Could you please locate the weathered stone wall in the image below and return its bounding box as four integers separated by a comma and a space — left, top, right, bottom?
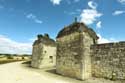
31, 34, 56, 69
91, 42, 125, 80
31, 43, 42, 68
40, 45, 56, 68
31, 44, 56, 68
81, 32, 95, 79
56, 32, 83, 79
56, 31, 95, 80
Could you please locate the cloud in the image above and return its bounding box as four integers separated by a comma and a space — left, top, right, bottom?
80, 9, 102, 25
118, 0, 125, 4
88, 1, 97, 9
0, 35, 32, 54
97, 34, 116, 44
50, 0, 62, 5
34, 19, 43, 24
113, 10, 125, 15
96, 21, 102, 29
26, 13, 36, 19
80, 1, 102, 25
26, 13, 43, 24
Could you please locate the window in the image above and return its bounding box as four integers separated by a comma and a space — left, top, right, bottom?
49, 56, 53, 59
49, 56, 53, 63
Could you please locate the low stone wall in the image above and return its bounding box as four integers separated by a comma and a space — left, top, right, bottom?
91, 42, 125, 80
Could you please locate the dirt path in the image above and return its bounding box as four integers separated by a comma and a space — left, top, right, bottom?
0, 62, 124, 83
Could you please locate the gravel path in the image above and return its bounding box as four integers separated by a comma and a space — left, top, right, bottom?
0, 61, 124, 83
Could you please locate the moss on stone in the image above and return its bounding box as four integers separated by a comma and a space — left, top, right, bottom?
33, 34, 56, 46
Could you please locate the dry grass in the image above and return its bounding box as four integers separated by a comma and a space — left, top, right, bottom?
0, 59, 25, 64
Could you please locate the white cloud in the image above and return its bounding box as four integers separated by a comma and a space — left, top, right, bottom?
96, 21, 102, 29
97, 34, 117, 44
0, 35, 32, 54
50, 0, 62, 5
88, 1, 97, 9
26, 13, 43, 24
118, 0, 125, 4
80, 1, 102, 25
80, 9, 102, 25
113, 10, 125, 15
35, 19, 43, 24
26, 13, 36, 19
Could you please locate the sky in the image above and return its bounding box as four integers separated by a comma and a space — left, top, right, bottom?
0, 0, 125, 54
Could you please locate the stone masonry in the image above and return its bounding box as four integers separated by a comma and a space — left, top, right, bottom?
56, 22, 98, 80
31, 20, 125, 81
91, 42, 125, 80
31, 34, 56, 68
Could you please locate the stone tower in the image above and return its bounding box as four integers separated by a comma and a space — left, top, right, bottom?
56, 22, 98, 80
31, 34, 56, 68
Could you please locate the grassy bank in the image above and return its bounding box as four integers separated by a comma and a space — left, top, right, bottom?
0, 59, 25, 64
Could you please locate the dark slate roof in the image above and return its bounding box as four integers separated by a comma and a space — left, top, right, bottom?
56, 22, 98, 40
33, 34, 56, 46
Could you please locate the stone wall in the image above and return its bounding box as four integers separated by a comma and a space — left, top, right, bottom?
31, 44, 56, 68
56, 31, 95, 80
31, 34, 56, 69
81, 32, 95, 79
91, 42, 125, 80
40, 45, 56, 68
56, 32, 83, 79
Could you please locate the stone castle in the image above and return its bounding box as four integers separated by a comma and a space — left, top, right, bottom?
31, 20, 125, 80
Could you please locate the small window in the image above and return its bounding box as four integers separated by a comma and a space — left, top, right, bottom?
49, 56, 53, 63
49, 56, 53, 59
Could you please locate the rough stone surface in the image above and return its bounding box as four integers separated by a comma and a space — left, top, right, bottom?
31, 21, 125, 81
56, 22, 98, 80
91, 42, 125, 80
31, 34, 56, 68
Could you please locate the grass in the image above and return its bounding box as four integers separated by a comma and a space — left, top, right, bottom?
22, 61, 31, 64
0, 59, 26, 64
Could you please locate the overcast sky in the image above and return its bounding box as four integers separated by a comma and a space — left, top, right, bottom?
0, 0, 125, 54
